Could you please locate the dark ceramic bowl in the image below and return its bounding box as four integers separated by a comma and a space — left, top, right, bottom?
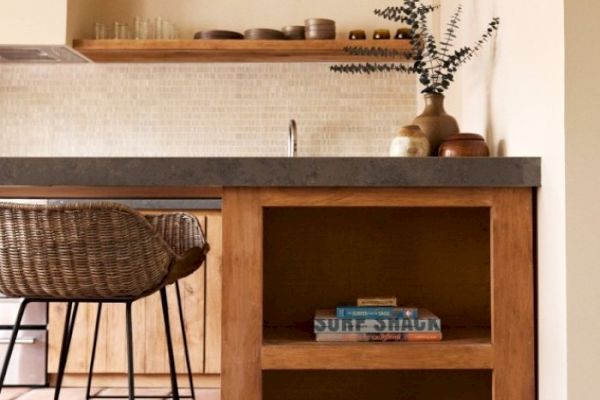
194, 30, 244, 40
244, 28, 286, 40
438, 134, 490, 157
282, 25, 306, 40
305, 18, 336, 26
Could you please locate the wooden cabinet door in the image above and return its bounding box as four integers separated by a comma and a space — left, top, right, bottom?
48, 211, 221, 376
204, 213, 222, 374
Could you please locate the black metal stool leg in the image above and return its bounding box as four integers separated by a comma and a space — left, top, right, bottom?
55, 302, 79, 400
175, 282, 195, 400
0, 299, 29, 394
86, 303, 103, 400
125, 302, 135, 400
160, 288, 180, 400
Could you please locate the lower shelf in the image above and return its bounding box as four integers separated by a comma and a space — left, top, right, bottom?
261, 328, 492, 370
264, 370, 492, 400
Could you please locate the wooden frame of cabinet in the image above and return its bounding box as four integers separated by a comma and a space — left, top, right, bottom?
221, 187, 535, 400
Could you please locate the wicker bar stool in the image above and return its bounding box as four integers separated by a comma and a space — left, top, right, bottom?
0, 203, 209, 400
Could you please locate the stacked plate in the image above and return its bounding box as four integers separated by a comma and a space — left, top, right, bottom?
244, 28, 286, 40
194, 30, 244, 40
282, 25, 306, 40
305, 18, 336, 40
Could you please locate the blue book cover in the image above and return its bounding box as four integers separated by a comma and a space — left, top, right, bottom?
336, 306, 419, 320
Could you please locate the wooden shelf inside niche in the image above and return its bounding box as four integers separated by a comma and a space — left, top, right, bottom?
261, 327, 492, 370
72, 39, 412, 63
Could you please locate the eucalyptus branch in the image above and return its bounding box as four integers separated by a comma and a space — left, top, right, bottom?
374, 4, 439, 22
438, 5, 463, 61
417, 9, 439, 91
331, 1, 500, 94
343, 46, 407, 59
472, 17, 500, 52
330, 63, 417, 75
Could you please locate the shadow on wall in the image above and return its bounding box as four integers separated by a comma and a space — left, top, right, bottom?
495, 139, 506, 157
485, 22, 500, 156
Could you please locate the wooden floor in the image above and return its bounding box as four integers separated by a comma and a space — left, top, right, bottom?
0, 388, 220, 400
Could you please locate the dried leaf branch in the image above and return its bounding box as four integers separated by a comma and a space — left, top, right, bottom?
331, 2, 500, 94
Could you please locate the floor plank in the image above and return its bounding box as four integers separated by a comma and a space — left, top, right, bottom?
13, 388, 101, 400
4, 388, 221, 400
180, 389, 220, 400
97, 388, 171, 398
0, 388, 30, 400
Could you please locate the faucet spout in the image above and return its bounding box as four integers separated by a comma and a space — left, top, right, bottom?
288, 119, 298, 157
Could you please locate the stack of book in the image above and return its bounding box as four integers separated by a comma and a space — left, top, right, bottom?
314, 297, 442, 342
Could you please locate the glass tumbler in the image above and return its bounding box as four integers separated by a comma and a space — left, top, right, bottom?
134, 17, 150, 40
119, 23, 131, 39
94, 23, 108, 39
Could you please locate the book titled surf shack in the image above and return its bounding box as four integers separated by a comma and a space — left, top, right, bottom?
314, 309, 441, 334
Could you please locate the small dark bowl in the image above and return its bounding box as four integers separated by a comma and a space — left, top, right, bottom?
395, 28, 413, 39
349, 30, 367, 40
244, 28, 286, 40
438, 134, 490, 157
194, 30, 244, 40
373, 29, 391, 40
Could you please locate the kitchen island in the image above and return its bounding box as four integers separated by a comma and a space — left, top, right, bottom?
0, 158, 540, 400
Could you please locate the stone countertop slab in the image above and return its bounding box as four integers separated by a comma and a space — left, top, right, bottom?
0, 157, 541, 188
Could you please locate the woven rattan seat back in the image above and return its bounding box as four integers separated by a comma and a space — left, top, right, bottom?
145, 213, 206, 257
0, 202, 176, 300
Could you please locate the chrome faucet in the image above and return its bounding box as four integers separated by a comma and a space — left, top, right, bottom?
288, 119, 298, 157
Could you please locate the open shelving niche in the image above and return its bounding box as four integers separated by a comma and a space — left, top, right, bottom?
261, 206, 493, 399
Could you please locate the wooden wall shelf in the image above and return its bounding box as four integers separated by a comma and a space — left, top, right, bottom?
72, 39, 412, 63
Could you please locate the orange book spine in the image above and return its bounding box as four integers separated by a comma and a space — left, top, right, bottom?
315, 331, 443, 342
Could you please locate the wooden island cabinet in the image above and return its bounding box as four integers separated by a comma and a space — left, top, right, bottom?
222, 187, 535, 400
0, 157, 540, 399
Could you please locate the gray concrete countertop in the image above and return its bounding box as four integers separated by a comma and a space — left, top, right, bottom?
0, 157, 541, 188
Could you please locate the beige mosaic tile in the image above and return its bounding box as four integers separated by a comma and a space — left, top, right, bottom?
0, 64, 416, 156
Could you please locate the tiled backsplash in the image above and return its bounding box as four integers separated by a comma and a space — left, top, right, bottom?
0, 64, 416, 156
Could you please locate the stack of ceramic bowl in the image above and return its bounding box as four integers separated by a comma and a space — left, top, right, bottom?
305, 18, 336, 40
244, 28, 286, 40
282, 25, 306, 40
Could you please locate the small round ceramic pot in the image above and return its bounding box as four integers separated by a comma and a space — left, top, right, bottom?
438, 133, 490, 157
373, 29, 391, 40
389, 125, 431, 157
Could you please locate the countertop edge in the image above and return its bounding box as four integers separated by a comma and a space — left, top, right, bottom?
0, 157, 542, 188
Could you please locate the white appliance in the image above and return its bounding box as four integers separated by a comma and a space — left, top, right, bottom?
0, 296, 48, 386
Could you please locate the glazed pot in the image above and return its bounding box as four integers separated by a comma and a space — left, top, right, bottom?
389, 125, 430, 157
413, 94, 460, 153
438, 133, 490, 157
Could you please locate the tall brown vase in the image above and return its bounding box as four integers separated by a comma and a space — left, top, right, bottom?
412, 94, 460, 153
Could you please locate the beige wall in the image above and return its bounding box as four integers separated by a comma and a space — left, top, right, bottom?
70, 0, 404, 40
565, 0, 600, 399
439, 1, 567, 398
0, 0, 67, 45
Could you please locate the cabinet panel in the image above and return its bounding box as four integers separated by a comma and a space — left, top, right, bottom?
49, 211, 212, 376
205, 214, 222, 374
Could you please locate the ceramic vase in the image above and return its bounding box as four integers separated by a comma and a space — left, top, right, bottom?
412, 94, 460, 153
389, 125, 430, 157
